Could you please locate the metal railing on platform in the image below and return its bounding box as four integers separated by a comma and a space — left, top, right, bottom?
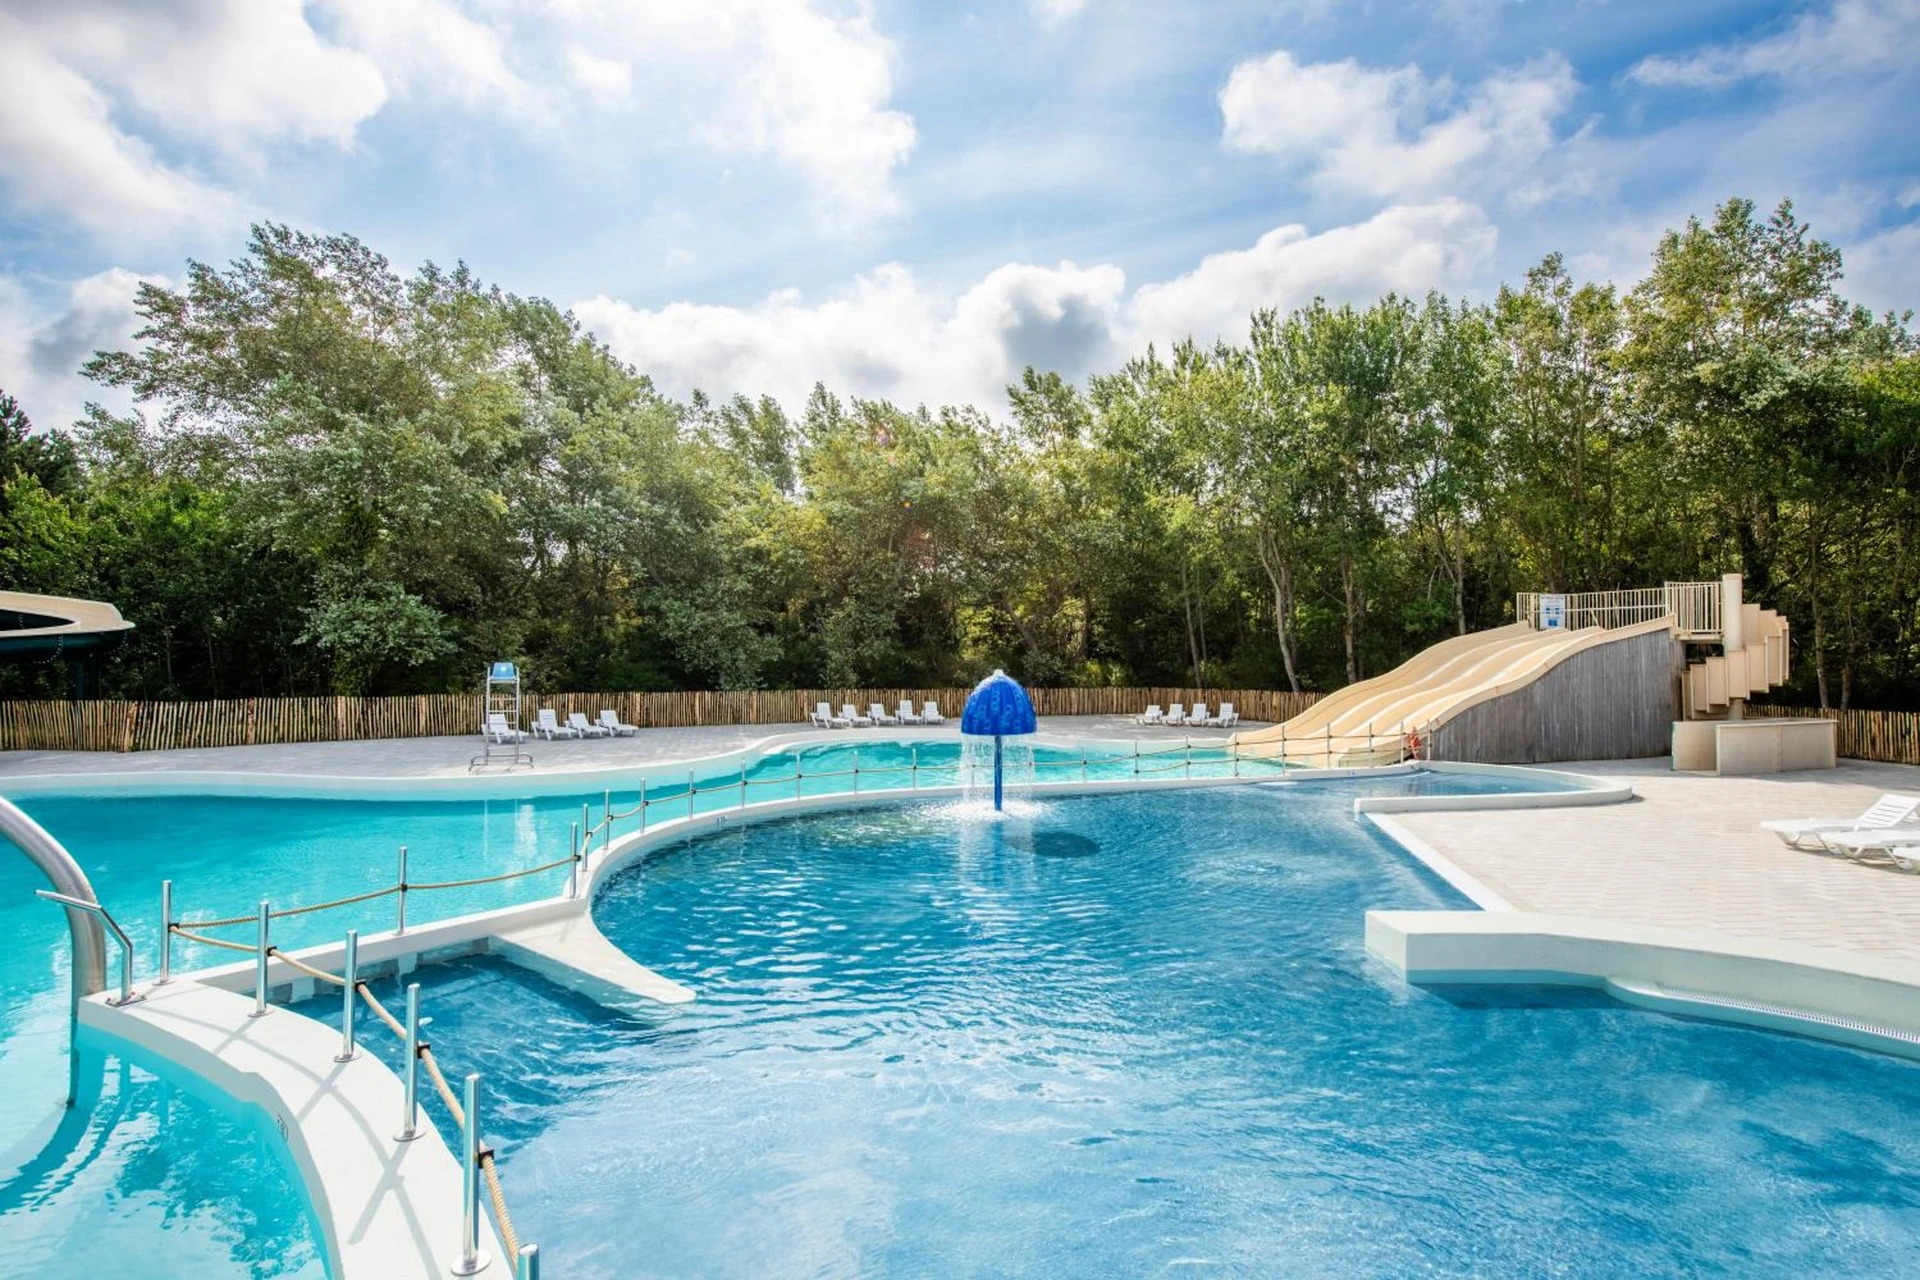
1515, 582, 1723, 638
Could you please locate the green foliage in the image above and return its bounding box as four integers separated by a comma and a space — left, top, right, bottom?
4, 200, 1918, 709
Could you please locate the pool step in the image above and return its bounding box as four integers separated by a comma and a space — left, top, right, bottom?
490, 913, 696, 1009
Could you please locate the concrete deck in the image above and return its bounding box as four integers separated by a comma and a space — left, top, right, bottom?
0, 714, 1259, 779
1386, 757, 1920, 962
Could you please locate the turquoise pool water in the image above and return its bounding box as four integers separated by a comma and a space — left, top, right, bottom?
0, 738, 1306, 1276
301, 779, 1920, 1277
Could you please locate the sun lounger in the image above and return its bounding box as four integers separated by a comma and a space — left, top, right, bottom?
1165, 703, 1186, 726
869, 701, 898, 726
1760, 793, 1920, 852
921, 701, 944, 725
1139, 704, 1164, 725
842, 702, 873, 727
811, 701, 840, 728
568, 711, 609, 738
1216, 701, 1239, 727
896, 698, 921, 725
598, 709, 639, 736
1191, 702, 1211, 727
485, 712, 524, 743
534, 708, 578, 739
1820, 827, 1920, 865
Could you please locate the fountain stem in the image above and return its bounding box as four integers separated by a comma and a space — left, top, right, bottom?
994, 734, 1004, 811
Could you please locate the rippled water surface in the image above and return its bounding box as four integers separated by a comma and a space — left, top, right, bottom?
319, 778, 1920, 1278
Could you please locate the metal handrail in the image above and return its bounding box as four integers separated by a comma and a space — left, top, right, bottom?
36, 890, 139, 1007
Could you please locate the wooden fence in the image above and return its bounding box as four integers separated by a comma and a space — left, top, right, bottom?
0, 687, 1323, 754
1746, 704, 1920, 766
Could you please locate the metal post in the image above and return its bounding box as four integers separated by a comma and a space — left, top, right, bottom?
395, 983, 422, 1142
794, 752, 802, 802
397, 845, 409, 936
604, 788, 611, 832
1325, 723, 1332, 769
158, 879, 173, 985
740, 761, 747, 810
580, 803, 592, 875
251, 901, 271, 1017
1080, 743, 1087, 783
1133, 740, 1139, 776
639, 775, 648, 832
853, 748, 860, 795
335, 930, 359, 1062
567, 823, 580, 899
453, 1073, 489, 1275
910, 743, 918, 791
1185, 737, 1193, 780
516, 1243, 540, 1280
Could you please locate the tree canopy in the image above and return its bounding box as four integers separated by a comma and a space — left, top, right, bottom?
4, 200, 1916, 708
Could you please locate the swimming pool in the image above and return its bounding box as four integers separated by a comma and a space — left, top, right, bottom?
0, 736, 1298, 1275
296, 778, 1920, 1277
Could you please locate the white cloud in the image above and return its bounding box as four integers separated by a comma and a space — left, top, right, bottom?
1129, 200, 1497, 348
322, 0, 527, 112
574, 203, 1496, 412
0, 31, 237, 240
566, 47, 633, 105
0, 0, 915, 242
1031, 0, 1092, 23
530, 0, 916, 219
0, 267, 165, 431
1840, 220, 1920, 316
1219, 48, 1577, 202
1630, 0, 1920, 88
576, 259, 1125, 412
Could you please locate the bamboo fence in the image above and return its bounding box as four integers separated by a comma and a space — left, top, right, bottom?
0, 687, 1323, 754
1745, 704, 1920, 767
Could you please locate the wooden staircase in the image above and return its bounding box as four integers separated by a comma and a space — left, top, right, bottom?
1684, 604, 1790, 715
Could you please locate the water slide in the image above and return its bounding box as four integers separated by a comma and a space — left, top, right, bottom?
1231, 619, 1674, 766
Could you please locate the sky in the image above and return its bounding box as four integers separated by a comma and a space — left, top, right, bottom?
2, 0, 1918, 430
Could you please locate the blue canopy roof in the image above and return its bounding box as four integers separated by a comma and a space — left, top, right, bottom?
960, 669, 1036, 736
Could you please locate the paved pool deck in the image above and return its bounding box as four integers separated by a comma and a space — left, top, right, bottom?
1387, 757, 1920, 963
0, 714, 1252, 779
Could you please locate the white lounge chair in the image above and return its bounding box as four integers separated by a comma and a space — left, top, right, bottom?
1760, 793, 1920, 852
534, 709, 578, 739
811, 701, 837, 728
921, 701, 945, 725
598, 709, 638, 736
1165, 703, 1186, 726
1821, 827, 1920, 865
842, 702, 873, 727
896, 698, 921, 724
1191, 702, 1211, 727
1138, 704, 1164, 725
485, 712, 524, 743
869, 701, 898, 726
1216, 701, 1239, 727
568, 711, 609, 738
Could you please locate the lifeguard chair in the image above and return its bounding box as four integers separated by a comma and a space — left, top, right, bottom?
470, 660, 534, 771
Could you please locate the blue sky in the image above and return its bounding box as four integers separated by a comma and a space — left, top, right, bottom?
2, 0, 1917, 428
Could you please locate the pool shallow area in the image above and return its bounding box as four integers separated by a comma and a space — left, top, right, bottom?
295, 778, 1920, 1277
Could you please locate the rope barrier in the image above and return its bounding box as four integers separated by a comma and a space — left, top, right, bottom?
407, 854, 577, 893
270, 947, 347, 987
166, 925, 255, 953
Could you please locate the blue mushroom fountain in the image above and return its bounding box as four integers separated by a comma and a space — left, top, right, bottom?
960, 669, 1037, 811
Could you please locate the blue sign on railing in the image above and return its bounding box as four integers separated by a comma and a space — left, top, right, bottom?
490, 661, 517, 680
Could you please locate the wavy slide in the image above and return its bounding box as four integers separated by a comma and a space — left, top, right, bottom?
1232, 619, 1671, 766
